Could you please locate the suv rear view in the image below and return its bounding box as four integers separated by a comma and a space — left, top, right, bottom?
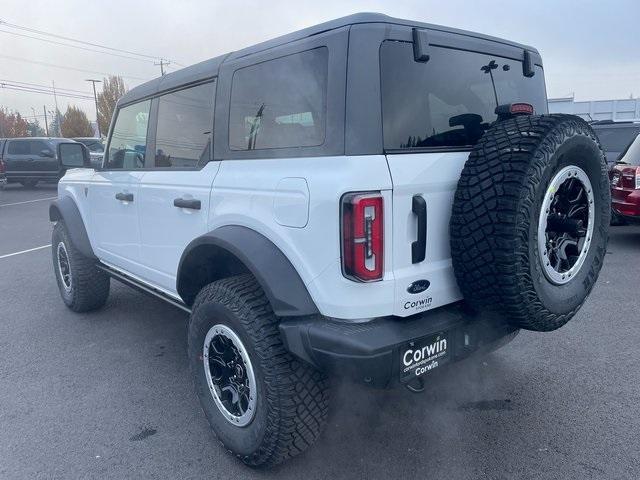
50, 13, 610, 467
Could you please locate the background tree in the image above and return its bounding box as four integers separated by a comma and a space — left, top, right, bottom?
60, 106, 94, 137
49, 109, 62, 137
26, 119, 46, 137
0, 108, 29, 137
97, 76, 127, 135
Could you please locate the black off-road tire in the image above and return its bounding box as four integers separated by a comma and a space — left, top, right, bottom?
450, 114, 610, 332
52, 222, 110, 312
188, 274, 329, 468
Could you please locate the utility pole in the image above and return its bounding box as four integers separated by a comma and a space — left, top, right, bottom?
85, 79, 102, 137
154, 58, 169, 76
52, 80, 61, 136
43, 106, 49, 136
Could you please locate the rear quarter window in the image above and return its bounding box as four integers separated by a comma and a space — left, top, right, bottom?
380, 41, 547, 151
229, 47, 328, 151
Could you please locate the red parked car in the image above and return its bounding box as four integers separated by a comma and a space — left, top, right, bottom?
611, 132, 640, 223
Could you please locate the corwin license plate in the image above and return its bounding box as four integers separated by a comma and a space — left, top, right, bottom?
400, 332, 449, 382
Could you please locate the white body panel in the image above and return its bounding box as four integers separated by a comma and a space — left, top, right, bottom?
385, 152, 467, 316
57, 151, 467, 321
136, 162, 221, 291
209, 156, 395, 319
89, 170, 145, 277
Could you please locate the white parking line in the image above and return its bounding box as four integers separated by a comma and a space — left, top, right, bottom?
0, 244, 51, 260
0, 197, 57, 208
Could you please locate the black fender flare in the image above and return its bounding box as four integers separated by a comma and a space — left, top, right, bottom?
49, 197, 96, 259
177, 226, 319, 317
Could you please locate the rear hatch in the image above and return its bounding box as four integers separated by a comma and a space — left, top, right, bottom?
379, 38, 547, 317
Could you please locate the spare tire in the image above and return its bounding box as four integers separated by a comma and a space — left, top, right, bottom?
450, 114, 610, 332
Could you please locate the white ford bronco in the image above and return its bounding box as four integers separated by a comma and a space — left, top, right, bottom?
50, 13, 610, 467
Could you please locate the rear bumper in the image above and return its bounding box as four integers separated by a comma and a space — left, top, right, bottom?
279, 305, 517, 388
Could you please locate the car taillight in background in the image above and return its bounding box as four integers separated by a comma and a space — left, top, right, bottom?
341, 192, 384, 282
636, 167, 640, 190
0, 159, 5, 174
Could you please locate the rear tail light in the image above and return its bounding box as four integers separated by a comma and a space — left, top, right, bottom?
636, 167, 640, 190
341, 192, 384, 282
0, 159, 4, 174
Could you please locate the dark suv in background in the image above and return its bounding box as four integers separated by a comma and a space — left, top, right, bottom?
0, 138, 73, 188
591, 121, 640, 168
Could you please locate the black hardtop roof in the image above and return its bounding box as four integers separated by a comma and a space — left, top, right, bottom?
119, 12, 539, 106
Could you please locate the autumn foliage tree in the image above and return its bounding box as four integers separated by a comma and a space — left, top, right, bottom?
97, 76, 127, 135
60, 105, 94, 137
0, 108, 29, 137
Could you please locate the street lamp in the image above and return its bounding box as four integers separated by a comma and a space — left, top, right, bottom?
85, 79, 102, 137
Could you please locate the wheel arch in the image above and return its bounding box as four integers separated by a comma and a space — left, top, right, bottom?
177, 225, 319, 317
49, 196, 96, 259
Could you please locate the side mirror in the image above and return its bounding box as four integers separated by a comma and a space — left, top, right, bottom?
40, 149, 55, 158
57, 142, 92, 169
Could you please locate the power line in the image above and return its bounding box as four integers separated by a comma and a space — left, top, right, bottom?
0, 18, 185, 66
0, 29, 159, 64
0, 54, 151, 82
0, 78, 90, 95
0, 84, 94, 101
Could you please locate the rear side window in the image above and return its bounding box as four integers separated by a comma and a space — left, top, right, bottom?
7, 141, 30, 155
105, 100, 151, 169
594, 126, 640, 152
154, 81, 215, 168
229, 47, 328, 151
380, 41, 547, 150
7, 140, 50, 155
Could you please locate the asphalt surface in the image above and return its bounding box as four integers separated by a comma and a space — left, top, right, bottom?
1, 183, 639, 480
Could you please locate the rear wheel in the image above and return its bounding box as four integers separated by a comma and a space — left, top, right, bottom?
450, 114, 610, 332
188, 274, 329, 468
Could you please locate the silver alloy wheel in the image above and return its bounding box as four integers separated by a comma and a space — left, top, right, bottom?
537, 165, 595, 285
56, 242, 72, 293
203, 324, 257, 427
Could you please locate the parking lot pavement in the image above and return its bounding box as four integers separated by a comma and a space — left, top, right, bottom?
1, 183, 639, 480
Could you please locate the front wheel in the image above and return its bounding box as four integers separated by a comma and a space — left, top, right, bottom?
188, 275, 329, 468
52, 222, 110, 312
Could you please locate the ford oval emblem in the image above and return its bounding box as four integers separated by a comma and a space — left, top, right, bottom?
407, 279, 430, 294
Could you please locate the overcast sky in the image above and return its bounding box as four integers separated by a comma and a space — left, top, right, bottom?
1, 0, 638, 124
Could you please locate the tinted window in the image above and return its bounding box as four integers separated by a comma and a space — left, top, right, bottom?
7, 140, 30, 155
380, 42, 547, 150
229, 48, 328, 151
7, 140, 50, 155
619, 134, 640, 166
154, 81, 215, 168
594, 126, 640, 152
105, 100, 151, 169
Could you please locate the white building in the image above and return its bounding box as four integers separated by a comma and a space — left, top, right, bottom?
548, 96, 640, 122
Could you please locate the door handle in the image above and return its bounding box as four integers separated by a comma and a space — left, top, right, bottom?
173, 197, 201, 210
411, 195, 427, 264
115, 192, 134, 202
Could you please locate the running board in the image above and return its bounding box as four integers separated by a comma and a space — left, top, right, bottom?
96, 264, 191, 314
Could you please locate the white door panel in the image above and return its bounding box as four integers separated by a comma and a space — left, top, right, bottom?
136, 162, 221, 291
386, 152, 468, 316
89, 170, 145, 275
